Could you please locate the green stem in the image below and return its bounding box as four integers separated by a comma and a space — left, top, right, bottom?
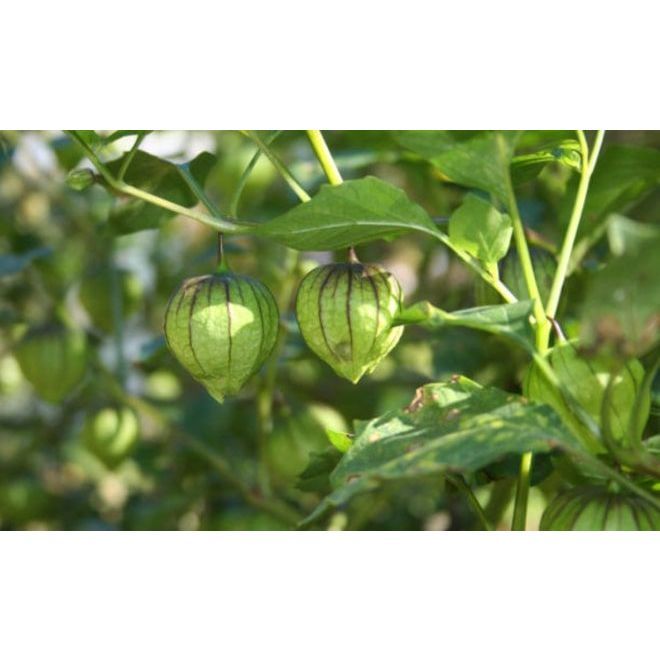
446, 474, 492, 531
242, 131, 311, 202
433, 229, 518, 304
504, 149, 548, 531
306, 130, 343, 185
503, 174, 548, 348
117, 131, 146, 181
511, 452, 533, 530
229, 131, 282, 217
66, 131, 241, 234
109, 256, 127, 386
539, 130, 605, 349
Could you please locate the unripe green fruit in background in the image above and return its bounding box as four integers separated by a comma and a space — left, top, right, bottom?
14, 325, 89, 403
540, 486, 660, 530
83, 406, 139, 468
164, 271, 279, 403
295, 258, 403, 383
524, 342, 648, 453
79, 268, 142, 332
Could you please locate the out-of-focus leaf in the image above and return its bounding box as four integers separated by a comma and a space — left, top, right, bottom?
606, 214, 660, 257
303, 376, 578, 523
393, 130, 521, 202
256, 176, 438, 250
448, 194, 512, 266
103, 130, 152, 144
296, 448, 342, 493
396, 300, 536, 354
580, 237, 660, 358
105, 150, 217, 234
0, 247, 52, 278
562, 145, 660, 238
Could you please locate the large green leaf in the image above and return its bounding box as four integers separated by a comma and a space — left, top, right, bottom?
255, 176, 439, 250
393, 130, 520, 202
302, 376, 578, 524
448, 194, 512, 267
105, 150, 217, 234
396, 300, 536, 354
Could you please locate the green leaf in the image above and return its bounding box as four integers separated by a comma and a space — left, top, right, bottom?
0, 247, 52, 278
105, 150, 217, 234
393, 130, 520, 202
396, 300, 536, 354
511, 139, 582, 184
448, 194, 512, 266
325, 428, 353, 453
303, 376, 578, 523
256, 176, 438, 250
296, 448, 343, 494
580, 236, 660, 358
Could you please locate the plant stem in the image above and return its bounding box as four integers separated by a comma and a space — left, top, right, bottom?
539, 130, 605, 349
447, 474, 492, 530
229, 131, 282, 217
66, 131, 242, 234
432, 229, 518, 304
511, 452, 533, 530
117, 131, 146, 181
504, 149, 548, 531
306, 130, 343, 185
109, 255, 127, 386
503, 175, 548, 348
242, 131, 310, 202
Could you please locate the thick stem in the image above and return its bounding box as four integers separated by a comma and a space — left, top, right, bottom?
511, 452, 533, 530
306, 130, 343, 185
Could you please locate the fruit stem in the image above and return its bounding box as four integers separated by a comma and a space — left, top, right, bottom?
216, 233, 230, 272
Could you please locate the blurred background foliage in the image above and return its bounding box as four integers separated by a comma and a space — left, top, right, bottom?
0, 130, 658, 530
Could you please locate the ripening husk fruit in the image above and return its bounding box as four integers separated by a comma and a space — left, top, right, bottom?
14, 324, 89, 403
295, 261, 403, 383
164, 271, 279, 403
524, 342, 648, 453
79, 268, 142, 332
540, 486, 660, 531
83, 406, 139, 468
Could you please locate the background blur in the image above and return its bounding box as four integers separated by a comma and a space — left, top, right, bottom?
1, 130, 658, 530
